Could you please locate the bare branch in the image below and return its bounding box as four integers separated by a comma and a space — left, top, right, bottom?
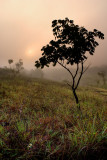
74, 63, 79, 79
75, 62, 84, 90
66, 82, 72, 88
83, 63, 91, 74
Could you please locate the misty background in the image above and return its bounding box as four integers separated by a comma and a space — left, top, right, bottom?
0, 0, 107, 83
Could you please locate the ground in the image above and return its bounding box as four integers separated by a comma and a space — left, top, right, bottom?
0, 77, 107, 160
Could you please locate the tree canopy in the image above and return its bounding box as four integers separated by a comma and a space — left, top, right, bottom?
8, 59, 13, 65
35, 18, 104, 69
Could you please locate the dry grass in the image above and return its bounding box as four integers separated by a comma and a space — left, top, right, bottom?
0, 77, 107, 159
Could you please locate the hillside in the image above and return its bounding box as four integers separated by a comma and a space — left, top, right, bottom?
43, 65, 107, 86
0, 77, 107, 159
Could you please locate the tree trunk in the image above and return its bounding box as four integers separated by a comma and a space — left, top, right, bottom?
72, 88, 80, 110
72, 88, 83, 117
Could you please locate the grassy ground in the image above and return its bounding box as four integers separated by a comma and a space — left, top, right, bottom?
0, 77, 107, 160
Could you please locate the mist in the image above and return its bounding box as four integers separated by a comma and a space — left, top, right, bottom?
0, 1, 107, 158
0, 0, 107, 70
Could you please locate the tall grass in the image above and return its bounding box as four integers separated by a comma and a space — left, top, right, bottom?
0, 77, 107, 159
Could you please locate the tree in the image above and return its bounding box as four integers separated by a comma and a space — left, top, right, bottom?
98, 71, 106, 85
8, 59, 13, 69
35, 18, 104, 110
15, 59, 24, 74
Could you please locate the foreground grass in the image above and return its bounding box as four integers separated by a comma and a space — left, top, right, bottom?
0, 77, 107, 160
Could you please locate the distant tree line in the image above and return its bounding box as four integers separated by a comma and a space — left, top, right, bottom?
0, 59, 44, 79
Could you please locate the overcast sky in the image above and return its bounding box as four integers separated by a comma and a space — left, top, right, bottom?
0, 0, 107, 69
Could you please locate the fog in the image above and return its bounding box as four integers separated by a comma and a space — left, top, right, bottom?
0, 0, 107, 70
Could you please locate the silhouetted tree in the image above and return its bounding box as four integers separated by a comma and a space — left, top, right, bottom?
35, 18, 104, 110
8, 59, 13, 69
98, 71, 106, 85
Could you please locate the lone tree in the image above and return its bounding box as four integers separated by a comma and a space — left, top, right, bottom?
35, 18, 104, 110
8, 59, 13, 69
98, 71, 106, 85
15, 59, 24, 74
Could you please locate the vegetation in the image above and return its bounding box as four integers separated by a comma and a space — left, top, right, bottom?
0, 76, 106, 159
8, 59, 13, 69
0, 59, 24, 79
15, 59, 24, 74
98, 71, 106, 85
0, 18, 106, 160
35, 18, 104, 110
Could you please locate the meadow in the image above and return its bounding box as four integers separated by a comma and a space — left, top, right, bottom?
0, 76, 107, 160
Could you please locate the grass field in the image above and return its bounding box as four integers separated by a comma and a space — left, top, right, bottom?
0, 77, 107, 160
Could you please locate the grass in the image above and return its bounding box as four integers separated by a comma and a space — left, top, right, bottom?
0, 76, 107, 160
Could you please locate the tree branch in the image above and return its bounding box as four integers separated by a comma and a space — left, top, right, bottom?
74, 63, 79, 79
83, 64, 91, 74
75, 62, 84, 90
66, 82, 72, 88
57, 61, 74, 79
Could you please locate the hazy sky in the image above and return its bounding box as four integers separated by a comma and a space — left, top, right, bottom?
0, 0, 107, 69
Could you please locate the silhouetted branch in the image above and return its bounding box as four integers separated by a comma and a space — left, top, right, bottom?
83, 64, 91, 74
57, 61, 74, 79
74, 63, 79, 79
66, 82, 72, 88
75, 62, 84, 90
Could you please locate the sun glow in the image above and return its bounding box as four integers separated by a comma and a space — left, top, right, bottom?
28, 49, 33, 54
26, 48, 35, 57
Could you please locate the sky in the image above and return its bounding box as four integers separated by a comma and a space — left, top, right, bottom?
0, 0, 107, 69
